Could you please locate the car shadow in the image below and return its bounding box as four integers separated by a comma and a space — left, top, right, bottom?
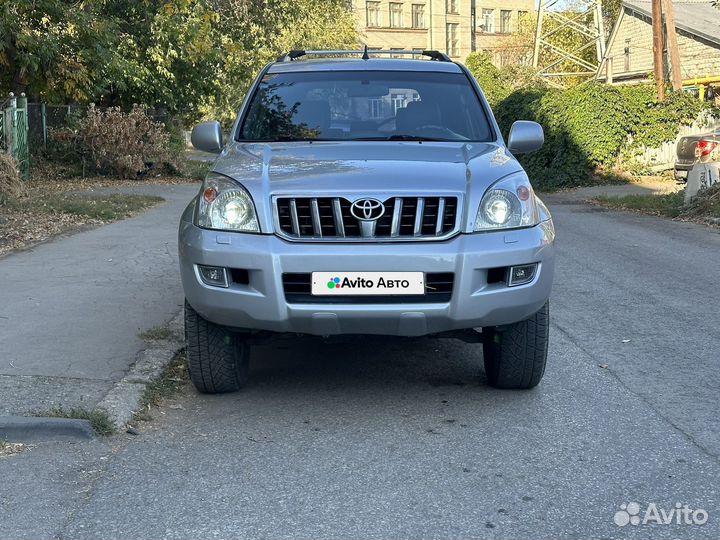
248, 335, 483, 389
183, 335, 552, 429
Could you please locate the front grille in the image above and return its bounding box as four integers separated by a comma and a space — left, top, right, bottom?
275, 196, 459, 241
282, 273, 454, 304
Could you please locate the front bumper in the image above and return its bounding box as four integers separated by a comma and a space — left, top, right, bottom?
179, 220, 555, 337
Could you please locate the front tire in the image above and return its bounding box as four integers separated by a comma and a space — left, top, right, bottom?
482, 302, 549, 389
185, 301, 249, 394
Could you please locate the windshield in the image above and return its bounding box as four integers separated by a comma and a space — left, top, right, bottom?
238, 70, 493, 142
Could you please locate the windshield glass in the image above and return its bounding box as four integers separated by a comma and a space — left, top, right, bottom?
239, 70, 493, 142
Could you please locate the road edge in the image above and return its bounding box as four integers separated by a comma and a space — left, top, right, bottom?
0, 416, 95, 442
96, 309, 185, 430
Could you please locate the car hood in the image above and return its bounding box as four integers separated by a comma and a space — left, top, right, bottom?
211, 141, 526, 233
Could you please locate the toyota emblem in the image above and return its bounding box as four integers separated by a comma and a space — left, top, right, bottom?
350, 198, 385, 221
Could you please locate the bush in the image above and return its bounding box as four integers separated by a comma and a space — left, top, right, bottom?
465, 52, 512, 107
51, 105, 171, 178
0, 153, 25, 201
492, 84, 630, 189
464, 52, 716, 190
464, 52, 546, 108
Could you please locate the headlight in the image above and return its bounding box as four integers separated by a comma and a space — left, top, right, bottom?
474, 174, 539, 231
196, 173, 259, 232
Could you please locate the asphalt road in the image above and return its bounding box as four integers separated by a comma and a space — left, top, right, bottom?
2, 194, 719, 539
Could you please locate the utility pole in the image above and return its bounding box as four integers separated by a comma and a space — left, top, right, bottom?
662, 0, 683, 91
652, 0, 665, 100
532, 0, 606, 88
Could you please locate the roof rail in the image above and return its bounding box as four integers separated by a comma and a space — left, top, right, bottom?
276, 49, 453, 63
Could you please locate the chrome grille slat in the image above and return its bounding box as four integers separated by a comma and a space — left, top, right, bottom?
413, 197, 425, 236
275, 196, 459, 241
310, 198, 322, 237
391, 198, 403, 238
436, 197, 446, 235
332, 198, 345, 238
289, 200, 300, 236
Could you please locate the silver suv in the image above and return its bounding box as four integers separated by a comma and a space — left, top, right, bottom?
180, 50, 555, 393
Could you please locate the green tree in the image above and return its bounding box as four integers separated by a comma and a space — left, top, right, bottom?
106, 0, 359, 122
0, 0, 126, 101
1, 0, 359, 122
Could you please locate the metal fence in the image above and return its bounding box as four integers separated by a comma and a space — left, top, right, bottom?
25, 103, 175, 149
2, 98, 186, 181
631, 112, 720, 172
1, 94, 30, 180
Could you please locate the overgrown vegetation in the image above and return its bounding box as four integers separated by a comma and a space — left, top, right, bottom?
50, 106, 171, 178
595, 191, 686, 218
684, 184, 720, 220
134, 349, 189, 422
0, 153, 24, 201
3, 193, 164, 220
36, 406, 115, 436
594, 184, 720, 223
466, 52, 717, 191
139, 326, 174, 341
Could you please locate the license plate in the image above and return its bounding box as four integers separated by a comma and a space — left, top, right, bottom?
676, 169, 688, 179
311, 272, 425, 296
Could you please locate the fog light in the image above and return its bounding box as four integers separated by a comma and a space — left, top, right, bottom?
197, 265, 228, 288
508, 264, 538, 287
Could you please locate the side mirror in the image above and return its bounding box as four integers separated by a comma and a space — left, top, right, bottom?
507, 121, 544, 155
191, 121, 223, 154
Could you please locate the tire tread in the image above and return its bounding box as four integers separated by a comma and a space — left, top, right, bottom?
483, 302, 549, 389
185, 301, 248, 394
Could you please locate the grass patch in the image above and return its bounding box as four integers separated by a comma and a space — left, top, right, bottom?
36, 407, 115, 436
3, 193, 164, 220
135, 349, 189, 421
593, 185, 720, 224
139, 325, 174, 341
593, 191, 686, 218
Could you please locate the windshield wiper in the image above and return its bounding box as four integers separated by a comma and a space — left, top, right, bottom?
349, 135, 450, 142
274, 136, 317, 142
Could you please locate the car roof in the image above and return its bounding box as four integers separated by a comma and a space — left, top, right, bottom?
267, 58, 464, 74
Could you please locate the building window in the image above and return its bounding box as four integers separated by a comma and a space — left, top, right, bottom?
624, 38, 631, 71
412, 4, 426, 28
481, 9, 495, 33
366, 1, 381, 27
446, 0, 458, 14
500, 10, 511, 33
518, 10, 529, 31
389, 2, 403, 28
369, 98, 384, 119
391, 93, 407, 114
390, 47, 404, 58
446, 23, 459, 57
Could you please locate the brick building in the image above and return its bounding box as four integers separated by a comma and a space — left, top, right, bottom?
349, 0, 534, 62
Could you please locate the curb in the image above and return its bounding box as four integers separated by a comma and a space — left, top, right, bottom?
96, 309, 185, 430
0, 416, 94, 442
